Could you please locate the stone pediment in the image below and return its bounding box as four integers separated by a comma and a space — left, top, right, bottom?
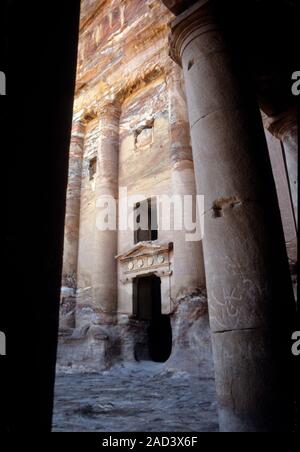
116, 242, 172, 262
116, 242, 173, 279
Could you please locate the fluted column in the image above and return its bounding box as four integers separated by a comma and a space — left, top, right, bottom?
167, 64, 205, 297
92, 102, 121, 324
62, 118, 85, 293
167, 0, 295, 432
263, 108, 298, 228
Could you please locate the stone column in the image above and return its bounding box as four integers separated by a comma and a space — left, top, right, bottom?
168, 0, 295, 432
62, 119, 85, 288
60, 118, 85, 328
92, 101, 121, 324
167, 64, 205, 297
263, 109, 298, 229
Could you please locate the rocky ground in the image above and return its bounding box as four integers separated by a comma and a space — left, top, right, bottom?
52, 362, 219, 432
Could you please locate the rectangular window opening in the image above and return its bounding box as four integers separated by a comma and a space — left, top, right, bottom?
134, 198, 158, 244
89, 156, 97, 180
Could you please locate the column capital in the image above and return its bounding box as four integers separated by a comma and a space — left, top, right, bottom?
262, 107, 298, 141
168, 0, 217, 65
70, 117, 86, 144
71, 109, 87, 127
98, 100, 122, 122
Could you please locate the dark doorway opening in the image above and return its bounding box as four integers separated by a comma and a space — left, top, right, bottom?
133, 275, 172, 363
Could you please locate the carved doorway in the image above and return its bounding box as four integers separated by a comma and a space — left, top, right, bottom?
133, 274, 172, 363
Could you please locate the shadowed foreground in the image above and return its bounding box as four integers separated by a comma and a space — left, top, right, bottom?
52, 362, 218, 432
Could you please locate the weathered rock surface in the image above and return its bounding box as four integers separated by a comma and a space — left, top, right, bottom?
57, 319, 153, 372
57, 292, 214, 378
166, 292, 214, 377
53, 362, 218, 432
56, 0, 297, 433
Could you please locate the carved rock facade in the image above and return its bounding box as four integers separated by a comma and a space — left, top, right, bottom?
58, 0, 297, 394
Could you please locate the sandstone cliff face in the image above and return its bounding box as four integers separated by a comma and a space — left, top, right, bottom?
74, 0, 175, 314
74, 0, 172, 113
58, 0, 214, 375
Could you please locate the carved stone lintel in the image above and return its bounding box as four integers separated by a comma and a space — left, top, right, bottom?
121, 269, 173, 285
116, 65, 166, 104
76, 101, 123, 125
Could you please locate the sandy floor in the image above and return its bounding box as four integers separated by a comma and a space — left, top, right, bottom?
52, 362, 219, 432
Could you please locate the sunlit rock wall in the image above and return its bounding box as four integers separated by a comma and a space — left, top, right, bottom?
58, 0, 214, 374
